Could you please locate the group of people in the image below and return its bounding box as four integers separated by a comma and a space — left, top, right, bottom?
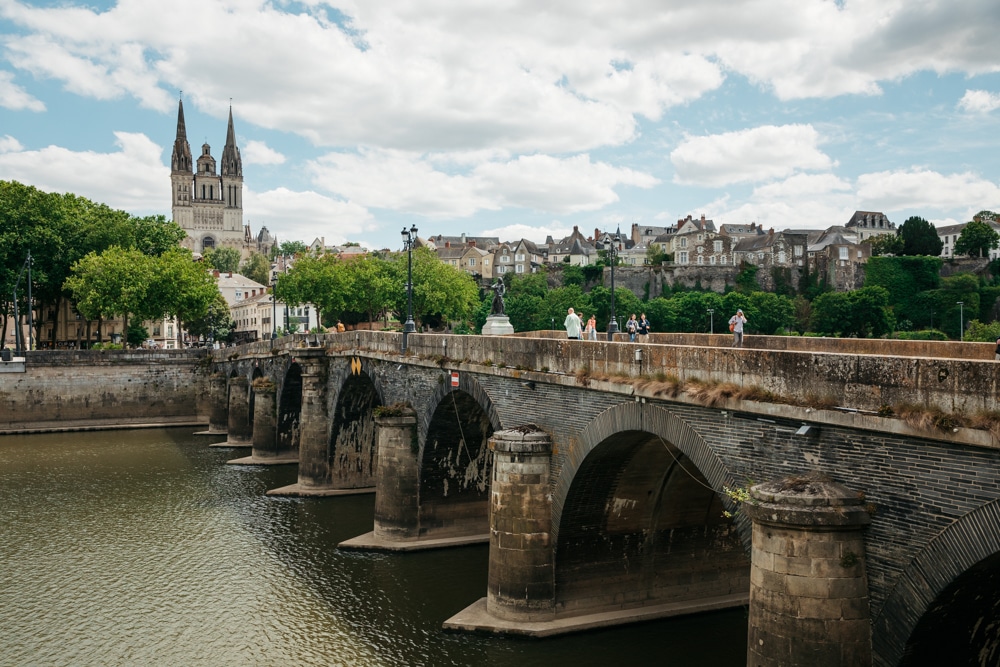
563, 307, 750, 348
563, 308, 653, 342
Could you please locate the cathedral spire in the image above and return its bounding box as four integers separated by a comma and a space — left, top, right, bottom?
221, 105, 242, 178
171, 97, 192, 173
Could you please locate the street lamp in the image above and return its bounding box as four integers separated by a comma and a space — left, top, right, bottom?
707, 308, 715, 335
11, 251, 33, 356
401, 224, 418, 352
607, 226, 621, 341
208, 304, 215, 348
957, 301, 964, 341
271, 273, 278, 340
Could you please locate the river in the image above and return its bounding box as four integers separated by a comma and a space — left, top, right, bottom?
0, 427, 747, 666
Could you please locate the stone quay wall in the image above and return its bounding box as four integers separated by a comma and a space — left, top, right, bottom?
0, 349, 209, 433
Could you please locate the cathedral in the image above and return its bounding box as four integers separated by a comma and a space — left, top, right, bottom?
170, 99, 274, 259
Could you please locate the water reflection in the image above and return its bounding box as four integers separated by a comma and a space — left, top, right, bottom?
0, 428, 746, 666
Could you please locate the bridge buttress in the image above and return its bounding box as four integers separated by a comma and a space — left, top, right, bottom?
487, 428, 555, 621
293, 354, 327, 469
206, 373, 228, 434
226, 375, 252, 446
372, 408, 421, 541
744, 476, 872, 667
250, 380, 278, 457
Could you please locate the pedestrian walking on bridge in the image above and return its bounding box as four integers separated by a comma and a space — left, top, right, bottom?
729, 309, 747, 348
564, 308, 582, 340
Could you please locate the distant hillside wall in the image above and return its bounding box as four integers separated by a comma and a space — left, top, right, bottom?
0, 350, 208, 433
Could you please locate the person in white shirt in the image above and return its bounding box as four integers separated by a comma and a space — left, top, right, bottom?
564, 307, 582, 340
729, 309, 748, 348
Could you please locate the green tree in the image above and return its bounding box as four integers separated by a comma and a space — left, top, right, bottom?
954, 220, 1000, 258
148, 248, 223, 342
66, 247, 156, 346
341, 254, 393, 325
869, 233, 904, 257
562, 264, 585, 286
898, 216, 943, 256
746, 292, 795, 335
277, 254, 348, 323
204, 247, 241, 273
278, 240, 308, 257
240, 251, 271, 286
811, 286, 894, 338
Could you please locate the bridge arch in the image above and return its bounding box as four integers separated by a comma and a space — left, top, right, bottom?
875, 500, 1000, 667
277, 362, 303, 453
328, 361, 385, 486
552, 402, 748, 616
417, 372, 502, 538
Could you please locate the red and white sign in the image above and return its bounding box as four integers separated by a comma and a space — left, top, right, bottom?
450, 371, 459, 388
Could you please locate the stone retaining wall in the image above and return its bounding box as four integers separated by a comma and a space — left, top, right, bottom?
0, 349, 208, 432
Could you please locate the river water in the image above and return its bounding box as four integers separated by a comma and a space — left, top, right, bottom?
0, 427, 747, 666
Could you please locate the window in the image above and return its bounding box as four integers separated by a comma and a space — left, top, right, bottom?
713, 240, 723, 252
697, 255, 704, 265
680, 238, 688, 248
758, 252, 764, 261
839, 247, 849, 260
778, 251, 786, 264
497, 265, 506, 274
468, 258, 476, 266
516, 253, 525, 261
678, 251, 688, 264
484, 259, 489, 266
515, 264, 524, 273
721, 255, 727, 264
710, 256, 717, 265
501, 255, 511, 263
794, 245, 803, 256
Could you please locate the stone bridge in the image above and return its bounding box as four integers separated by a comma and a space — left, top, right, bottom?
206, 331, 1000, 667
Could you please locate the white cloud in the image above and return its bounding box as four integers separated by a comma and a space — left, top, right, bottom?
4, 0, 993, 155
958, 89, 1000, 114
856, 169, 1000, 213
0, 135, 24, 152
0, 70, 45, 111
480, 222, 573, 245
308, 149, 658, 218
242, 140, 286, 165
243, 186, 374, 245
671, 124, 834, 187
0, 131, 168, 212
473, 154, 659, 214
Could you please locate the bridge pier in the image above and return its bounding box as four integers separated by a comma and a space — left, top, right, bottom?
486, 428, 554, 621
195, 373, 228, 436
221, 375, 252, 447
744, 475, 872, 667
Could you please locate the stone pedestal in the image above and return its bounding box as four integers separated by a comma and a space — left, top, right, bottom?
373, 409, 420, 541
251, 381, 277, 458
744, 475, 872, 667
481, 315, 514, 336
296, 355, 329, 481
207, 373, 228, 433
226, 376, 252, 445
487, 428, 555, 621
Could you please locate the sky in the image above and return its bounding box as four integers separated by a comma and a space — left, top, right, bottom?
1, 0, 999, 253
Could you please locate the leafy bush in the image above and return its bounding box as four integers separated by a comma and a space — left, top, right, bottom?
894, 329, 949, 341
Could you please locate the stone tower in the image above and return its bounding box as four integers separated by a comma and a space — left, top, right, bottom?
170, 99, 246, 257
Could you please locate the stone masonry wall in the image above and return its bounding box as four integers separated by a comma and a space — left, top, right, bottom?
0, 350, 208, 432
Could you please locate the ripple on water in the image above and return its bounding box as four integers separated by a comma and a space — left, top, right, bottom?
0, 428, 746, 667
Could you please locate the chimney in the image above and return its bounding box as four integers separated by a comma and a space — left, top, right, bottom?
701, 214, 706, 222
470, 240, 476, 247
227, 272, 233, 278
213, 270, 220, 278
595, 227, 601, 241
445, 241, 450, 248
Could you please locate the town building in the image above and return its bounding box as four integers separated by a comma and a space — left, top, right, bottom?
845, 211, 896, 242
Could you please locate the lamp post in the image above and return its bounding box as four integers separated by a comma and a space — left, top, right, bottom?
707, 308, 715, 335
11, 251, 33, 356
401, 225, 418, 352
607, 226, 621, 341
271, 274, 278, 340
957, 301, 964, 341
208, 304, 215, 348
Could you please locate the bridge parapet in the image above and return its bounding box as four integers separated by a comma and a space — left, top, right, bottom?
213, 330, 1000, 433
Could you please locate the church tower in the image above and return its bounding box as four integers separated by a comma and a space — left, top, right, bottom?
170, 99, 246, 257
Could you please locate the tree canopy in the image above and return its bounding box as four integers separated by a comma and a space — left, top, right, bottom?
954, 220, 1000, 258
898, 216, 943, 256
